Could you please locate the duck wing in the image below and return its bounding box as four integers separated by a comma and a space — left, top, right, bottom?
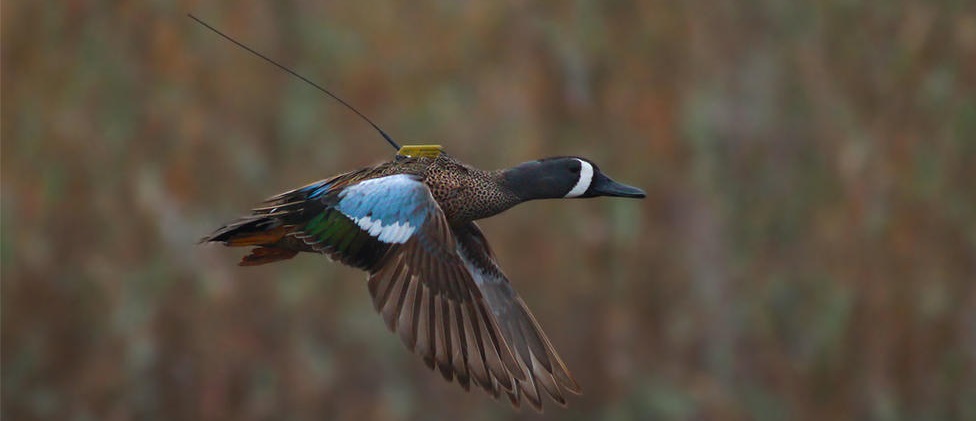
326, 175, 582, 409
451, 222, 582, 409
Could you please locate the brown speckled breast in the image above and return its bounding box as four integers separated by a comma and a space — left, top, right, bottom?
378, 153, 520, 225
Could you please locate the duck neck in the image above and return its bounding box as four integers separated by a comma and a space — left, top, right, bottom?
465, 170, 524, 219
497, 163, 567, 202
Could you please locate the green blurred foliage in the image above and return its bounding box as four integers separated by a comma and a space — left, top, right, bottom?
3, 0, 975, 420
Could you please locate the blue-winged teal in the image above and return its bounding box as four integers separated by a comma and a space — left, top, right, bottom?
202, 147, 645, 410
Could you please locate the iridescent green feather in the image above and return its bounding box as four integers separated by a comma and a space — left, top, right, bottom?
319, 215, 351, 241
335, 225, 360, 253
305, 212, 327, 232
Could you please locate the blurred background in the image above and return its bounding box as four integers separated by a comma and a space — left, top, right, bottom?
3, 0, 975, 420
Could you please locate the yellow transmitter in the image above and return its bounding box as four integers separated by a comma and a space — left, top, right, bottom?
397, 144, 444, 158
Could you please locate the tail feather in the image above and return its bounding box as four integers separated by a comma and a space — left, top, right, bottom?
240, 246, 298, 266
202, 215, 300, 267
224, 226, 291, 247
201, 216, 286, 245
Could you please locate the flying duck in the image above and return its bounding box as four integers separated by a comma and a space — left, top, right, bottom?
202, 145, 645, 410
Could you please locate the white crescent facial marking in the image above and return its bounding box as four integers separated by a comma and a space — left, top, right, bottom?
564, 159, 594, 198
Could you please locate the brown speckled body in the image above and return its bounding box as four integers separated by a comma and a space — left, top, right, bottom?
364, 153, 522, 225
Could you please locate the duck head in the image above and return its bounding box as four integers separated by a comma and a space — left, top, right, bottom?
503, 157, 646, 201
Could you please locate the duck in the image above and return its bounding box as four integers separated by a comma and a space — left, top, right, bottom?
202, 145, 646, 410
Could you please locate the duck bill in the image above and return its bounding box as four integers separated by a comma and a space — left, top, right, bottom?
591, 174, 646, 198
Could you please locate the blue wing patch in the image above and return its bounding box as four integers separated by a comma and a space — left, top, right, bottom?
335, 174, 432, 244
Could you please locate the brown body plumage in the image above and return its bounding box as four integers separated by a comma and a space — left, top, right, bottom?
337, 154, 523, 223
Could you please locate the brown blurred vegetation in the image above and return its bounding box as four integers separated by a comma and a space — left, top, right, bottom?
3, 0, 975, 420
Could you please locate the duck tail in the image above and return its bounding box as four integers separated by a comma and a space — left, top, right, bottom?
201, 216, 298, 266
200, 215, 285, 245
238, 246, 298, 266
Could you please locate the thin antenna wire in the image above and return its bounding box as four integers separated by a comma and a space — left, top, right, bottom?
187, 14, 401, 151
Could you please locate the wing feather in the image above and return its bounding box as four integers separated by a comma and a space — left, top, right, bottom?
454, 223, 583, 404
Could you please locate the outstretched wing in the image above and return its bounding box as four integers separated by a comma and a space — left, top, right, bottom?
453, 222, 582, 408
324, 177, 523, 395
347, 180, 581, 410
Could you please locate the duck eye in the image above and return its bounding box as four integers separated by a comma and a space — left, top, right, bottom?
570, 166, 580, 174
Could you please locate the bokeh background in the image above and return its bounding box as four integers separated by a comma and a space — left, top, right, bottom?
4, 1, 975, 420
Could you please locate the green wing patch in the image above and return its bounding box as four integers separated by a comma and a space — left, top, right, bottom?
297, 208, 391, 271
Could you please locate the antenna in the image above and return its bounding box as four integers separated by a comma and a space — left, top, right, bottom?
187, 14, 401, 151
